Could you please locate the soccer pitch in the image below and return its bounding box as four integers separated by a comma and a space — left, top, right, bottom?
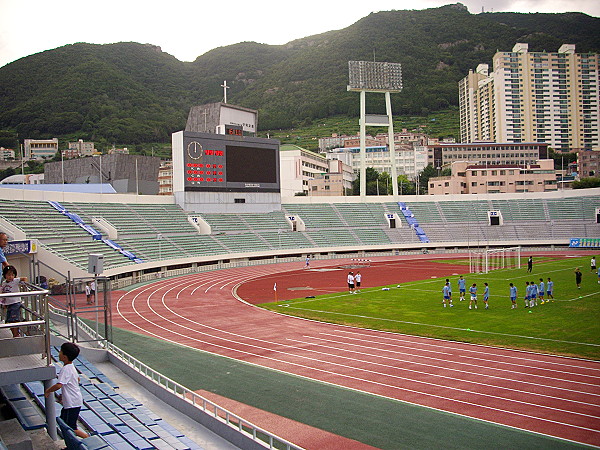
260, 255, 600, 360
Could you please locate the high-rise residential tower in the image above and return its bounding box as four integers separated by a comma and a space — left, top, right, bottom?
459, 43, 599, 150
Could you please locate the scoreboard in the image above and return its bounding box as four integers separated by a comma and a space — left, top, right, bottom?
180, 131, 280, 193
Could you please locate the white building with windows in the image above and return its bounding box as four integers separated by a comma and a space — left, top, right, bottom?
279, 144, 329, 196
324, 145, 428, 180
23, 138, 58, 160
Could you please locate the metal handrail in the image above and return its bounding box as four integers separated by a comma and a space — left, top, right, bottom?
105, 343, 303, 450
56, 312, 302, 449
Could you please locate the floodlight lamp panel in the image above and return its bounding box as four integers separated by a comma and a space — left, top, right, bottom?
348, 60, 403, 92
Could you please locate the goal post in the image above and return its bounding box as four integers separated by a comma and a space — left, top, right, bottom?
469, 246, 521, 274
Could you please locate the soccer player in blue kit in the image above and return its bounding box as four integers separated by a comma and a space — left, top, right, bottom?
509, 283, 517, 309
458, 276, 466, 302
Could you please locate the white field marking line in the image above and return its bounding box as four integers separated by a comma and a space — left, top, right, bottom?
305, 334, 600, 392
114, 290, 600, 440
318, 332, 600, 381
331, 329, 600, 373
284, 337, 600, 409
124, 283, 600, 422
287, 335, 600, 397
285, 305, 600, 349
115, 297, 600, 438
115, 271, 600, 443
554, 291, 600, 302
123, 286, 600, 427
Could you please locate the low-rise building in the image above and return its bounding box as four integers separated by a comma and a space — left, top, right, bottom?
67, 139, 96, 157
428, 142, 549, 169
279, 144, 329, 196
158, 161, 173, 195
428, 159, 558, 195
325, 145, 428, 179
24, 138, 58, 160
578, 149, 600, 178
0, 148, 15, 160
308, 159, 354, 196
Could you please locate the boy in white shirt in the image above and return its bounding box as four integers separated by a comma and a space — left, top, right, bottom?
45, 342, 89, 439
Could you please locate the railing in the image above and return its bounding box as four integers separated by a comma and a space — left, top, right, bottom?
0, 286, 50, 362
107, 344, 303, 450
51, 302, 303, 449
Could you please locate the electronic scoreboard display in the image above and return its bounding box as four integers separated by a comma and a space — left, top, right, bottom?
183, 132, 280, 192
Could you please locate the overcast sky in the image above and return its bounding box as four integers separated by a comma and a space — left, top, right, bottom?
1, 0, 598, 68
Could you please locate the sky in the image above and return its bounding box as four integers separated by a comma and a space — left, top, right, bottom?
0, 0, 598, 68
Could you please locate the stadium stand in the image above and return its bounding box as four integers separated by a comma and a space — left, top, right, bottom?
0, 194, 598, 274
13, 345, 204, 450
1, 188, 599, 448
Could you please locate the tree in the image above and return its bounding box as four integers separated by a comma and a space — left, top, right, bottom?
352, 167, 386, 195
397, 174, 416, 195
418, 165, 438, 194
572, 177, 600, 189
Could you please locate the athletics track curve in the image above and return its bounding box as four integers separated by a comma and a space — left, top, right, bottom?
112, 254, 600, 448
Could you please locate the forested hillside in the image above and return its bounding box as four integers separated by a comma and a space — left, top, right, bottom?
0, 4, 598, 145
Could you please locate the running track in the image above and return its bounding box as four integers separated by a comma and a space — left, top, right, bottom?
112, 256, 600, 447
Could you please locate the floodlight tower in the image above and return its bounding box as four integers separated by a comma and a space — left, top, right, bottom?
348, 61, 403, 197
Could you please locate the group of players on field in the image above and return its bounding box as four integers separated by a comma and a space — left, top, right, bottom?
441, 275, 554, 310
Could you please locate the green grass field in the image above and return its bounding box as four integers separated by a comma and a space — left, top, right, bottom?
259, 255, 600, 360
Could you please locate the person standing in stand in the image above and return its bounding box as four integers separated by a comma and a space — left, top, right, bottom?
0, 232, 9, 270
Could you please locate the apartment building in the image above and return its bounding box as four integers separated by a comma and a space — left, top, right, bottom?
428, 159, 558, 195
459, 43, 599, 150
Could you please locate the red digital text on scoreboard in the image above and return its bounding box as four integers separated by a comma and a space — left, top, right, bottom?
186, 162, 224, 183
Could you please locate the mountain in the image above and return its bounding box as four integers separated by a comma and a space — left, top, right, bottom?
0, 4, 598, 144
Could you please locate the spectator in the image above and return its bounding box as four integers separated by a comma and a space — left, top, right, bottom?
0, 232, 9, 270
85, 282, 92, 304
44, 342, 89, 439
1, 265, 27, 337
89, 280, 96, 303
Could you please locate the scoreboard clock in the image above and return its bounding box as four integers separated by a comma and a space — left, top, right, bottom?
187, 141, 203, 160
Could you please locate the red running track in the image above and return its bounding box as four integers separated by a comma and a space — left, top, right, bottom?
112, 255, 600, 447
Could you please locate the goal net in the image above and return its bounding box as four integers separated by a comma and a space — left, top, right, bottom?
469, 246, 521, 274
